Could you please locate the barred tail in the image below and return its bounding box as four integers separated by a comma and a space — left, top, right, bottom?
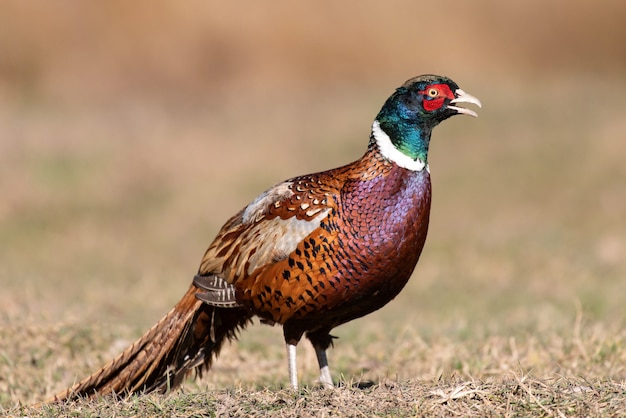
48, 284, 250, 402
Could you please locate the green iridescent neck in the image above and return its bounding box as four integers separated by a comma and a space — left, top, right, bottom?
375, 113, 432, 164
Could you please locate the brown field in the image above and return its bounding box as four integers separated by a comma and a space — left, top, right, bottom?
2, 2, 626, 416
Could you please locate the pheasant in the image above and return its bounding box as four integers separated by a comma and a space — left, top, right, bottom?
49, 74, 480, 401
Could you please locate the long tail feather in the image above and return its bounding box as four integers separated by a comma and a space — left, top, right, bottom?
48, 285, 250, 402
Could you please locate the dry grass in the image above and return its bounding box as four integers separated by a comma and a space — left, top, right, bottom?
2, 2, 626, 417
4, 318, 626, 416
13, 378, 626, 417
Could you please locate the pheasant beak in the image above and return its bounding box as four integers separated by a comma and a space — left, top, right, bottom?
449, 89, 482, 117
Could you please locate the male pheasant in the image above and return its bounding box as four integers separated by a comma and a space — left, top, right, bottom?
50, 74, 480, 401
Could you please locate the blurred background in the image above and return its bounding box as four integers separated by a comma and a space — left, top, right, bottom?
1, 0, 626, 401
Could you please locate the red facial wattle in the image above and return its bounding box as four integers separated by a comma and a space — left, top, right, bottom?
420, 83, 455, 112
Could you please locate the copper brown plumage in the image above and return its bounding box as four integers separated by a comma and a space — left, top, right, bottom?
48, 74, 480, 402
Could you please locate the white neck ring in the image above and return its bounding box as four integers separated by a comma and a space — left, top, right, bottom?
371, 120, 429, 172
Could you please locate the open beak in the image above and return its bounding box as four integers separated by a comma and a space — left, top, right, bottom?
449, 89, 482, 117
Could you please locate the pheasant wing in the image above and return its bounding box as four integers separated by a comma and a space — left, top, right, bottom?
195, 173, 341, 310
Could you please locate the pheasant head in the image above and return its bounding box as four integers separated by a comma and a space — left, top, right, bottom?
373, 74, 482, 170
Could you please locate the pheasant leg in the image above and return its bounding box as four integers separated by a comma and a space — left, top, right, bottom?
286, 343, 298, 389
314, 346, 334, 388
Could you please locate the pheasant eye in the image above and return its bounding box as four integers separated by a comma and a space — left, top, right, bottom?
427, 88, 438, 98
